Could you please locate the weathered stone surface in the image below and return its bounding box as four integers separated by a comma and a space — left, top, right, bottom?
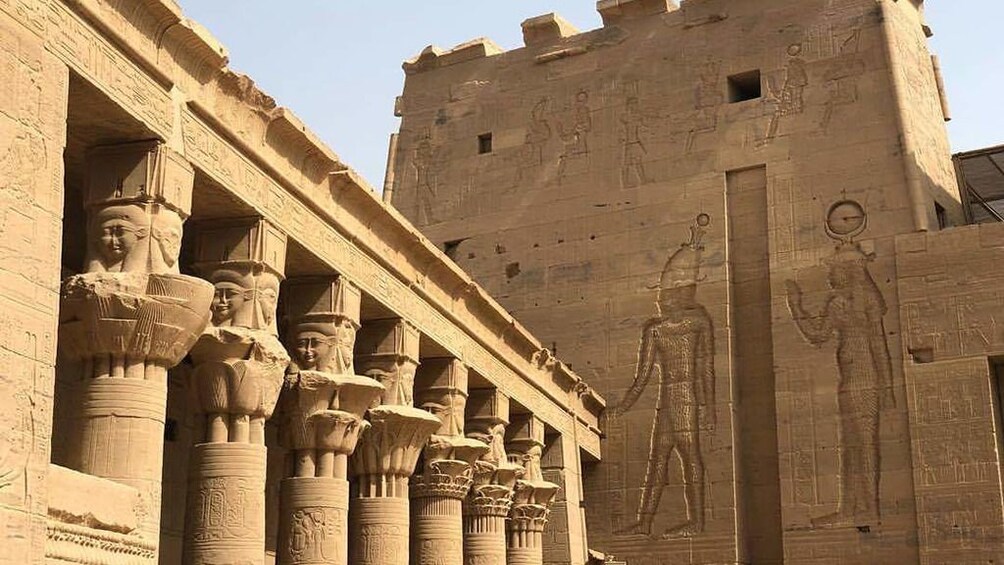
387, 1, 991, 564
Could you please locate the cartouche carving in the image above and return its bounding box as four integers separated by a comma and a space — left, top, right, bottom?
58, 141, 212, 545
615, 214, 715, 539
786, 200, 895, 527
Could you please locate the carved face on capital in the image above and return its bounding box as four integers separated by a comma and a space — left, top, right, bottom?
294, 330, 330, 371
211, 281, 248, 326
90, 206, 146, 271
151, 210, 183, 270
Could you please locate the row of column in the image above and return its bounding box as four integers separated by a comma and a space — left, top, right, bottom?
57, 141, 561, 565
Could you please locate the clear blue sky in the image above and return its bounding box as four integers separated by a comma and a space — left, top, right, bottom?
178, 1, 1003, 188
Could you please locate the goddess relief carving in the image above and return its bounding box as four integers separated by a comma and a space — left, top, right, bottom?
785, 199, 895, 527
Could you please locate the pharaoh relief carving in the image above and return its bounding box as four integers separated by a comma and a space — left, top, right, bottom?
615, 215, 716, 539
760, 43, 809, 146
820, 28, 866, 132
513, 97, 552, 188
557, 90, 591, 180
785, 200, 895, 527
619, 94, 651, 189
686, 61, 723, 153
413, 128, 442, 225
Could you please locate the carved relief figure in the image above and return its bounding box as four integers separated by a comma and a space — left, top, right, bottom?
686, 61, 722, 152
0, 131, 45, 200
557, 90, 591, 180
820, 29, 866, 131
762, 44, 809, 145
513, 97, 552, 187
288, 508, 338, 562
413, 129, 440, 224
620, 97, 649, 188
615, 215, 716, 538
785, 200, 895, 526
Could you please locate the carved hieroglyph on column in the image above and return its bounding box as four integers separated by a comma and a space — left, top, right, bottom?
278, 277, 385, 565
184, 218, 290, 565
411, 359, 490, 565
464, 389, 523, 565
58, 142, 214, 544
785, 200, 896, 527
349, 319, 441, 565
614, 214, 716, 539
506, 414, 559, 565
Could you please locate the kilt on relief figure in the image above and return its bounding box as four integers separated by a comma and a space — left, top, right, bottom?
785, 199, 896, 527
615, 214, 716, 539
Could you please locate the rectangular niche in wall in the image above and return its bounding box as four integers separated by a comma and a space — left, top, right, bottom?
728, 70, 762, 103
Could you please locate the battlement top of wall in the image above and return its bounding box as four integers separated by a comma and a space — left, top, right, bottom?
399, 0, 720, 75
403, 38, 505, 75
597, 0, 679, 25
522, 13, 580, 47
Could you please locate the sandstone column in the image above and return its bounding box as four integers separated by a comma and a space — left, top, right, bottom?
506, 415, 559, 565
463, 389, 524, 565
410, 359, 490, 565
349, 319, 441, 565
277, 276, 384, 565
184, 218, 290, 565
59, 142, 214, 542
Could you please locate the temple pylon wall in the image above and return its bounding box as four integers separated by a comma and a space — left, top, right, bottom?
388, 0, 1004, 563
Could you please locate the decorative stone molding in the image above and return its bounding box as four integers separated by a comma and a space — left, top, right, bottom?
184, 217, 289, 565
58, 141, 212, 547
46, 521, 157, 564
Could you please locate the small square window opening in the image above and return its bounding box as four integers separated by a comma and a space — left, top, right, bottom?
728, 70, 762, 103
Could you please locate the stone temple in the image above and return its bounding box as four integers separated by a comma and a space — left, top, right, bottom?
0, 0, 1001, 564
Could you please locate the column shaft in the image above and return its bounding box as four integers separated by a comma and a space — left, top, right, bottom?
464, 513, 507, 564
350, 493, 411, 565
278, 477, 349, 564
412, 496, 464, 563
185, 443, 267, 563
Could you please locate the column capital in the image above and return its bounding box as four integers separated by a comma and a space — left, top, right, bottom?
188, 217, 290, 440
355, 318, 420, 406
507, 413, 560, 509
284, 276, 361, 375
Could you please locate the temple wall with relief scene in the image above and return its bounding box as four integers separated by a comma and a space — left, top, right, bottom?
388, 0, 985, 563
